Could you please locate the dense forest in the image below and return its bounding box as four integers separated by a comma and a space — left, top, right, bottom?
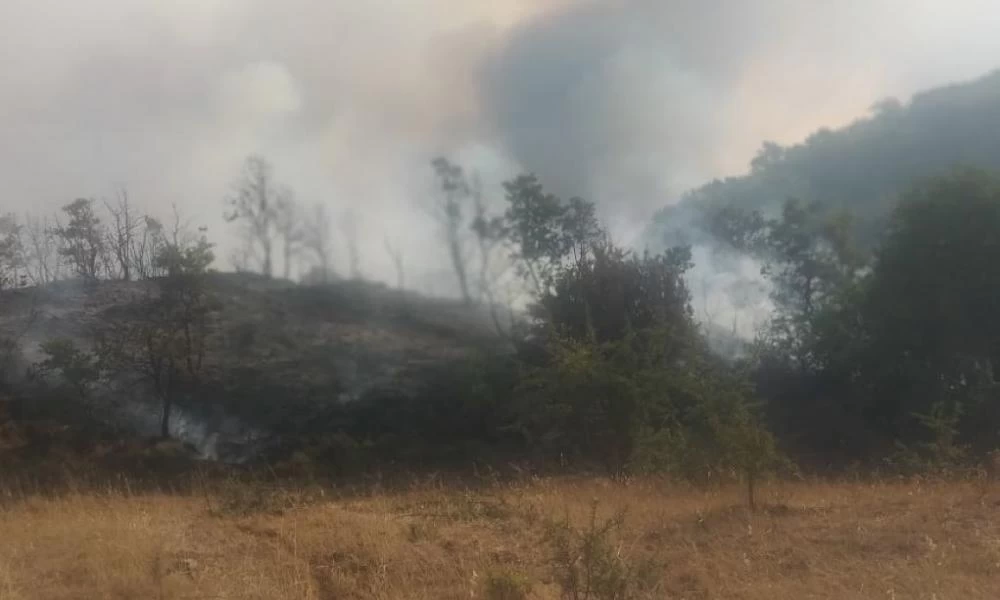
4, 70, 1000, 489
644, 68, 1000, 469
648, 69, 1000, 252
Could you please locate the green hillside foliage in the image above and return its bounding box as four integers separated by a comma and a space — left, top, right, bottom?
649, 70, 1000, 253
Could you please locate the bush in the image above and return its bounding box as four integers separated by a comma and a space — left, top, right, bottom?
483, 570, 530, 600
34, 338, 99, 401
887, 400, 972, 476
544, 500, 650, 600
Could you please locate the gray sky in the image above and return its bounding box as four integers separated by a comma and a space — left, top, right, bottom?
3, 0, 1000, 288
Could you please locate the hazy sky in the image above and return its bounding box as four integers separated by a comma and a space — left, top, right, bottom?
2, 0, 1000, 288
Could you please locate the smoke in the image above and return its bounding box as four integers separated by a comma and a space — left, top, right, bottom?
474, 0, 1000, 339
2, 0, 1000, 293
481, 1, 751, 209
479, 0, 1000, 242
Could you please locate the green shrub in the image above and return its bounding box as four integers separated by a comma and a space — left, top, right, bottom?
483, 569, 530, 600
544, 500, 648, 600
34, 338, 99, 401
888, 400, 971, 476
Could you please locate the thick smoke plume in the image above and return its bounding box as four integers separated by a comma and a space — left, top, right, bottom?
2, 0, 1000, 291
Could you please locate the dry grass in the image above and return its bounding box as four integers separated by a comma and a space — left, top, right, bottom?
1, 475, 999, 599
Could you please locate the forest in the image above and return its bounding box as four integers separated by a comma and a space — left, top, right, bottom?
3, 71, 1000, 491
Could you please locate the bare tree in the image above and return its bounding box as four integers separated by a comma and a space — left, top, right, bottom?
341, 208, 362, 279
274, 187, 304, 280
383, 235, 405, 290
698, 274, 719, 327
104, 189, 141, 281
224, 155, 280, 277
303, 204, 334, 283
165, 203, 185, 250
132, 216, 167, 280
467, 172, 514, 336
431, 157, 473, 304
23, 213, 58, 285
229, 238, 256, 274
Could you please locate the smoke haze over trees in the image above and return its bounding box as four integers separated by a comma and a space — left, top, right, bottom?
650, 70, 1000, 252
4, 1, 1000, 487
8, 8, 1000, 599
4, 1, 1000, 292
645, 69, 1000, 341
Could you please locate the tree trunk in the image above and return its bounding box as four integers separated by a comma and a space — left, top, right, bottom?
746, 470, 757, 511
448, 238, 470, 305
282, 239, 291, 279
160, 395, 172, 439
262, 239, 273, 278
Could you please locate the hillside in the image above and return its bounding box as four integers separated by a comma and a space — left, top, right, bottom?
647, 69, 1000, 251
0, 274, 508, 462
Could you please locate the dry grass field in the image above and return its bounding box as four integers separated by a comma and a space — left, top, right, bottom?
1, 474, 999, 599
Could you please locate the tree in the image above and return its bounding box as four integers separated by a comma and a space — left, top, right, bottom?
0, 214, 25, 290
36, 338, 99, 403
499, 174, 774, 477
54, 198, 105, 280
710, 198, 863, 369
695, 369, 786, 510
132, 216, 167, 280
708, 199, 874, 458
517, 238, 702, 474
736, 170, 1000, 462
860, 170, 1000, 447
383, 235, 405, 290
23, 213, 59, 285
224, 155, 280, 277
469, 173, 513, 332
341, 208, 362, 279
429, 157, 515, 326
228, 237, 256, 274
303, 204, 335, 283
518, 332, 644, 474
431, 157, 474, 304
749, 141, 786, 174
501, 174, 601, 297
518, 270, 779, 482
97, 219, 216, 438
760, 201, 862, 367
274, 188, 303, 280
104, 190, 141, 281
542, 240, 694, 344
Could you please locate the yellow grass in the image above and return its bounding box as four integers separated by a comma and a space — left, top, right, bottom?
1, 476, 998, 599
